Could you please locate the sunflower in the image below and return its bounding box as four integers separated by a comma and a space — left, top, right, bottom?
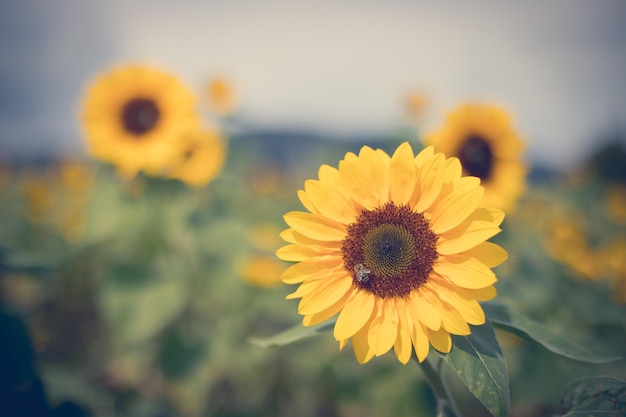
81, 65, 200, 176
207, 77, 236, 115
167, 128, 227, 187
276, 142, 507, 364
236, 255, 286, 288
424, 103, 526, 212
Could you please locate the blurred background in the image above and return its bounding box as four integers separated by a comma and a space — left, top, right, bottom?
1, 1, 626, 417
2, 0, 626, 168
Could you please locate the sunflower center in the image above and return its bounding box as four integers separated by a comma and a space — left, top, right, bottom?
458, 135, 493, 181
362, 224, 415, 277
121, 98, 160, 136
342, 203, 438, 299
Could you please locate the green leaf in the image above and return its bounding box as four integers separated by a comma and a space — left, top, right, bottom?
561, 376, 626, 416
248, 321, 334, 348
99, 277, 189, 346
159, 328, 207, 381
484, 302, 621, 363
435, 320, 510, 417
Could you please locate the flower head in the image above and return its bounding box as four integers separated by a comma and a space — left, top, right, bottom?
166, 128, 227, 187
207, 77, 237, 116
80, 65, 200, 177
425, 103, 527, 212
276, 142, 507, 364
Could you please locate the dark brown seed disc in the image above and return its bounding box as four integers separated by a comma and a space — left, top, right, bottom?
342, 203, 438, 298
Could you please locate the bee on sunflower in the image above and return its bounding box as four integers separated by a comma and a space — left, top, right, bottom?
276, 142, 507, 364
424, 103, 527, 212
80, 65, 201, 177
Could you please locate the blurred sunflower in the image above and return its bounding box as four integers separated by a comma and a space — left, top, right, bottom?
207, 77, 237, 116
404, 91, 428, 122
21, 170, 56, 223
276, 142, 507, 364
605, 184, 626, 225
424, 103, 527, 212
167, 128, 227, 187
236, 255, 286, 287
80, 66, 200, 177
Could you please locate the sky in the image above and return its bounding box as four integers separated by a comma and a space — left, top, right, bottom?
1, 0, 626, 169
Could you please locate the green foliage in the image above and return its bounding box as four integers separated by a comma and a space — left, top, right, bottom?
435, 321, 509, 417
561, 376, 626, 416
248, 321, 334, 348
484, 302, 620, 364
1, 137, 626, 417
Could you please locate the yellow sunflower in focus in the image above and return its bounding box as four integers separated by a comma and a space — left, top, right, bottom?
167, 128, 227, 187
276, 142, 507, 364
81, 66, 200, 176
425, 103, 527, 212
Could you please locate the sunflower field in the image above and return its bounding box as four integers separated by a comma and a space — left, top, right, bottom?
1, 64, 625, 417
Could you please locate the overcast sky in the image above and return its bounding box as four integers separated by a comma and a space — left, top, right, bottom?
1, 0, 625, 169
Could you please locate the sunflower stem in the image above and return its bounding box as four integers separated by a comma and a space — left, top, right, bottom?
418, 357, 459, 417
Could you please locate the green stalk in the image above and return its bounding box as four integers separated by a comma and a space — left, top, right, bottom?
418, 357, 461, 417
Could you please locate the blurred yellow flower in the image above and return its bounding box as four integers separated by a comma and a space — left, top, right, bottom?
277, 143, 507, 364
80, 65, 200, 177
605, 184, 626, 225
207, 77, 237, 116
167, 128, 226, 187
237, 255, 286, 287
58, 159, 94, 194
544, 216, 600, 281
405, 91, 428, 121
21, 171, 56, 223
425, 103, 527, 212
249, 223, 283, 252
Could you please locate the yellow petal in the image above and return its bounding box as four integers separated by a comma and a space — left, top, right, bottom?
437, 219, 501, 255
298, 275, 354, 315
367, 299, 398, 357
405, 290, 441, 331
276, 244, 325, 262
389, 142, 417, 205
338, 158, 378, 211
461, 242, 508, 268
429, 180, 484, 234
334, 291, 376, 340
439, 302, 471, 335
283, 211, 346, 242
394, 299, 414, 364
455, 285, 497, 302
414, 145, 435, 168
487, 208, 505, 226
298, 189, 318, 214
318, 164, 343, 186
303, 288, 353, 326
434, 255, 497, 289
279, 229, 298, 244
443, 156, 462, 182
352, 320, 376, 364
429, 282, 486, 325
304, 179, 357, 224
428, 327, 452, 353
339, 338, 348, 350
279, 229, 341, 254
413, 153, 446, 213
281, 257, 342, 284
370, 148, 391, 203
409, 315, 430, 363
286, 275, 329, 299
